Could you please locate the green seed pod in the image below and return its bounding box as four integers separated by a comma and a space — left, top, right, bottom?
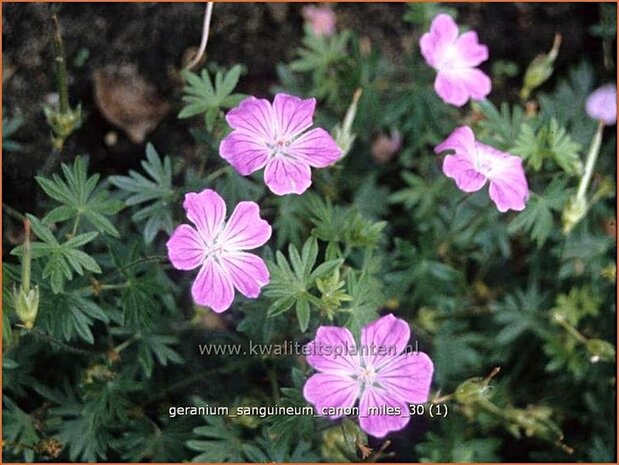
454, 377, 491, 405
321, 418, 367, 462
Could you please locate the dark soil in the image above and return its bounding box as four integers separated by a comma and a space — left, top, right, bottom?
2, 2, 603, 228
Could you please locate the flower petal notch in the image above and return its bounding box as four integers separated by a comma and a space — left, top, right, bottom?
303, 314, 434, 438
166, 188, 271, 312
220, 93, 342, 195
586, 84, 617, 126
420, 14, 491, 107
435, 126, 529, 213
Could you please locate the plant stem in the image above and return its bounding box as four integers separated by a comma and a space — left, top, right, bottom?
51, 13, 70, 114
576, 120, 604, 201
267, 366, 280, 402
186, 2, 215, 70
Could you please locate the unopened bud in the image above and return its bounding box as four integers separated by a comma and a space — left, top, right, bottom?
562, 195, 587, 234
333, 88, 362, 157
520, 34, 561, 100
13, 286, 40, 329
586, 338, 616, 363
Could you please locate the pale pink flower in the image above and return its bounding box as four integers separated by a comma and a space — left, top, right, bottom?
420, 14, 491, 107
586, 84, 617, 125
303, 314, 434, 438
166, 189, 271, 312
220, 93, 342, 195
435, 126, 529, 212
301, 5, 336, 37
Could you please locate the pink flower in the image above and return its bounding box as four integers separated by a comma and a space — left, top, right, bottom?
586, 84, 617, 125
220, 93, 342, 196
166, 189, 271, 312
435, 126, 529, 212
301, 5, 336, 37
303, 314, 434, 438
420, 14, 491, 107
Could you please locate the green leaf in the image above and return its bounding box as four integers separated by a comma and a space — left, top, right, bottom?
13, 216, 101, 293
511, 118, 583, 176
508, 178, 569, 247
295, 298, 310, 332
109, 144, 176, 244
179, 65, 245, 131
36, 156, 124, 237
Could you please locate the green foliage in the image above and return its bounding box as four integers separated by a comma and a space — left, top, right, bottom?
11, 215, 101, 294
511, 118, 583, 175
36, 156, 124, 237
2, 5, 616, 464
109, 144, 176, 244
264, 237, 344, 332
289, 29, 352, 105
309, 196, 386, 250
508, 178, 570, 247
178, 65, 245, 131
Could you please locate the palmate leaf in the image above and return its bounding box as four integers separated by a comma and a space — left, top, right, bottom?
37, 291, 109, 344
109, 144, 176, 244
476, 100, 525, 151
36, 156, 124, 237
3, 397, 39, 462
511, 118, 583, 176
538, 61, 597, 145
264, 237, 343, 332
11, 215, 101, 294
308, 196, 386, 249
179, 65, 245, 130
187, 414, 245, 462
508, 177, 570, 247
111, 417, 196, 462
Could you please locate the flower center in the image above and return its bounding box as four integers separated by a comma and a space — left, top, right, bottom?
474, 147, 493, 177
437, 43, 459, 70
268, 136, 291, 158
357, 365, 377, 385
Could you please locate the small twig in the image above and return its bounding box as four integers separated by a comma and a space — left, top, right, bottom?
28, 328, 99, 356
2, 202, 26, 222
186, 2, 214, 70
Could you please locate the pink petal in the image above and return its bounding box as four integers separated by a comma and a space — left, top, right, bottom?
264, 156, 312, 195
434, 68, 491, 107
219, 131, 270, 176
272, 93, 316, 139
586, 84, 617, 125
483, 147, 529, 212
434, 125, 476, 156
303, 373, 360, 419
191, 257, 235, 313
359, 386, 410, 438
166, 224, 205, 270
287, 128, 342, 168
360, 314, 410, 370
442, 154, 487, 192
436, 127, 487, 192
489, 181, 527, 212
183, 189, 226, 244
225, 96, 277, 141
220, 201, 272, 250
220, 252, 269, 298
419, 14, 459, 69
452, 31, 489, 68
306, 326, 360, 375
376, 352, 434, 404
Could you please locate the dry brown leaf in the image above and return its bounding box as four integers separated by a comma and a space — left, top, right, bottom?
93, 64, 169, 144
